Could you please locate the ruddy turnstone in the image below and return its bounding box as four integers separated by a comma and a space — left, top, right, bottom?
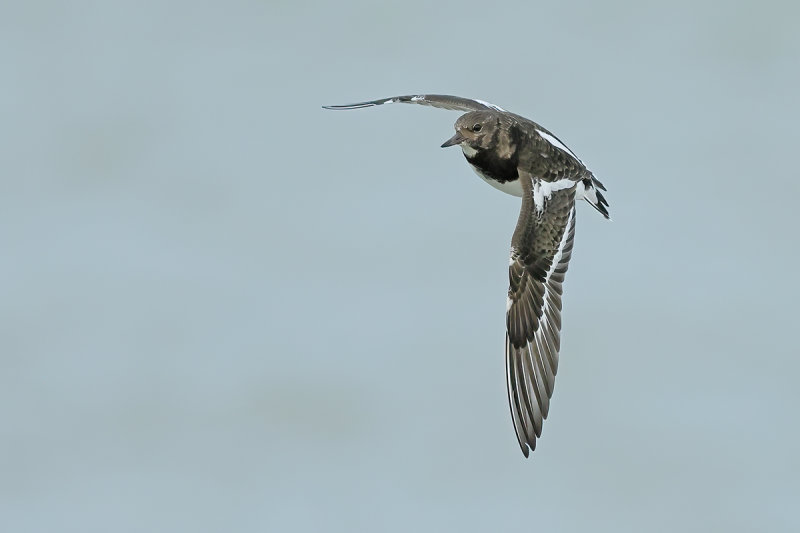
323, 94, 610, 457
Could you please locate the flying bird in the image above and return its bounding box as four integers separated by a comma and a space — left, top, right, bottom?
323, 94, 610, 457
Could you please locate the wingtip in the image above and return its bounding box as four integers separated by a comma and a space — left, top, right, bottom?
321, 101, 379, 110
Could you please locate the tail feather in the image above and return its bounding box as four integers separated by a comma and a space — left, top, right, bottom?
591, 176, 607, 192
580, 177, 611, 219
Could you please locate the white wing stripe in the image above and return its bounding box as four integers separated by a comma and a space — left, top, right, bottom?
535, 128, 580, 160
545, 205, 575, 285
474, 99, 505, 111
537, 203, 575, 368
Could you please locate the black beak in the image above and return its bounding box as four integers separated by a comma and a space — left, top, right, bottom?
441, 132, 466, 148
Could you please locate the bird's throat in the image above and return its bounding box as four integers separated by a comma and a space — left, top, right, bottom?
462, 146, 519, 185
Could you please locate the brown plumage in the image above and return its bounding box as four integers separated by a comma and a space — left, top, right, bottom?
324, 94, 610, 457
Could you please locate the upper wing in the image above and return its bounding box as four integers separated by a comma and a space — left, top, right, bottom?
323, 94, 504, 112
505, 171, 578, 457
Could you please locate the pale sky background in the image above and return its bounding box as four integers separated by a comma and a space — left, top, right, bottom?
2, 1, 799, 532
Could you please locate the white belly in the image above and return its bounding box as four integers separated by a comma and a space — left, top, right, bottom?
469, 165, 523, 197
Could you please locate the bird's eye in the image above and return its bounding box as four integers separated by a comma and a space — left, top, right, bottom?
472, 123, 482, 132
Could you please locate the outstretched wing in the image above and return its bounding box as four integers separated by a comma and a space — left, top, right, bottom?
323, 94, 504, 112
506, 171, 578, 457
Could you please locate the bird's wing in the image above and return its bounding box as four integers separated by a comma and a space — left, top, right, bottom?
323, 94, 504, 112
506, 170, 579, 457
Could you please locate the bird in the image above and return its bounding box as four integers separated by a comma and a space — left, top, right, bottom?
323, 94, 609, 457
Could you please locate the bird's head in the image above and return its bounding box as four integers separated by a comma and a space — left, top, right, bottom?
441, 111, 499, 154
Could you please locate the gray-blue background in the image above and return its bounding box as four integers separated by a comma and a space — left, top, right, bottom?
2, 1, 798, 531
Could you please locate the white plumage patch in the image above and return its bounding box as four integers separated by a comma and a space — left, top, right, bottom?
469, 166, 524, 196
532, 178, 577, 212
